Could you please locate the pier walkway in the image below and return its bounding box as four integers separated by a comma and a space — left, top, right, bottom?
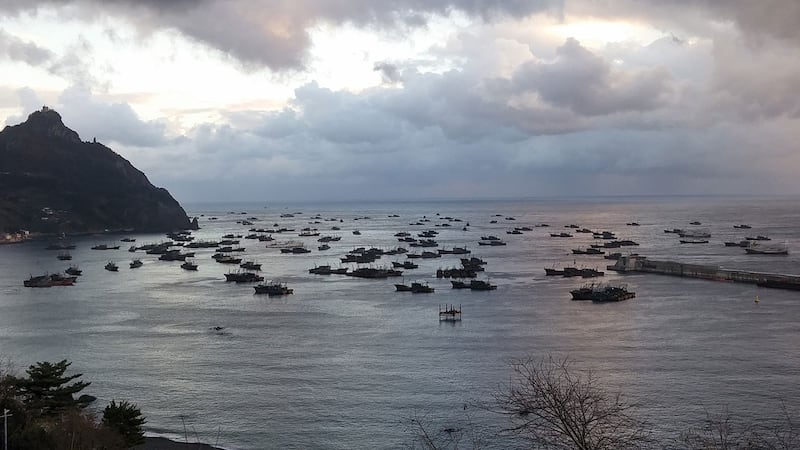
607, 255, 800, 291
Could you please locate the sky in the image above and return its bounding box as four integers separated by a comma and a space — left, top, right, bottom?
1, 0, 799, 203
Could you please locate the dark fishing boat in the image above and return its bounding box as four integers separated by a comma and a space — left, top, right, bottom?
240, 261, 262, 271
394, 282, 413, 292
592, 285, 636, 302
254, 282, 293, 296
469, 279, 496, 291
225, 271, 264, 283
544, 267, 565, 276
24, 273, 77, 287
181, 260, 198, 271
570, 283, 599, 300
410, 282, 434, 293
345, 267, 402, 279
92, 244, 120, 250
309, 265, 347, 275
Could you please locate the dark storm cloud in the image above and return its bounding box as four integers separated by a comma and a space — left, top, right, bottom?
568, 0, 800, 44
705, 34, 800, 121
0, 28, 54, 65
373, 62, 401, 84
0, 0, 560, 70
0, 26, 103, 87
689, 0, 800, 43
5, 0, 800, 72
510, 38, 673, 116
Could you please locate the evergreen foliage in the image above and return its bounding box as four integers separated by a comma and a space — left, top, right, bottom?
0, 358, 145, 449
103, 400, 147, 447
15, 359, 91, 416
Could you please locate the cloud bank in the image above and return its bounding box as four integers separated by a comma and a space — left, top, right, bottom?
2, 0, 800, 201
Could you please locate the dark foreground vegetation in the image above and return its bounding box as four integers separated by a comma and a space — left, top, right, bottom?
0, 359, 145, 449
408, 356, 799, 450
2, 356, 796, 449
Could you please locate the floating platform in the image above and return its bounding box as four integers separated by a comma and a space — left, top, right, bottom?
439, 304, 461, 321
608, 255, 800, 291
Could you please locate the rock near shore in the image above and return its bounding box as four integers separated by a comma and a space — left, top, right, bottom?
0, 107, 194, 233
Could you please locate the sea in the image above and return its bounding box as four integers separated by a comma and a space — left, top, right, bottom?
1, 196, 799, 449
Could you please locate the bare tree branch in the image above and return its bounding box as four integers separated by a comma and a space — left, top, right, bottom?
491, 356, 653, 450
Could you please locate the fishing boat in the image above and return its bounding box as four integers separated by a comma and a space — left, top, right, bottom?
104, 262, 119, 272
724, 241, 749, 247
215, 255, 242, 264
225, 271, 264, 283
745, 242, 789, 255
410, 282, 434, 293
450, 280, 470, 289
469, 279, 496, 291
181, 260, 198, 271
24, 273, 77, 287
570, 283, 600, 300
129, 259, 143, 269
580, 268, 605, 278
254, 282, 294, 296
280, 247, 311, 254
393, 261, 418, 269
345, 267, 402, 279
92, 244, 120, 250
394, 282, 413, 292
309, 265, 346, 275
592, 285, 636, 302
240, 261, 262, 271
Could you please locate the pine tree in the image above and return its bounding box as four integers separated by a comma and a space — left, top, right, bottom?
102, 400, 146, 447
15, 359, 91, 416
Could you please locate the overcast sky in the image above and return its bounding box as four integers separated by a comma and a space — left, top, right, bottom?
1, 1, 798, 202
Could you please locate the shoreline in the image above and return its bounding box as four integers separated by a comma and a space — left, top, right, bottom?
138, 436, 226, 450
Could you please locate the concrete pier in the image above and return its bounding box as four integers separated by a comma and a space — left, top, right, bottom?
608, 255, 800, 291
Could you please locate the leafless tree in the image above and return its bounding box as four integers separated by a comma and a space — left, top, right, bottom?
491, 356, 653, 450
682, 404, 799, 450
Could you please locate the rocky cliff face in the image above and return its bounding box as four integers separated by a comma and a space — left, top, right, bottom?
0, 108, 194, 233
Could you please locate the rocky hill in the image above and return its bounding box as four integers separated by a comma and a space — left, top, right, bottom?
0, 107, 194, 233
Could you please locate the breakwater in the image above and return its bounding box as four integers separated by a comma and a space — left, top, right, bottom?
608, 255, 800, 291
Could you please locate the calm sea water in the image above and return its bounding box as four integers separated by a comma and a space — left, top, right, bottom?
1, 197, 799, 449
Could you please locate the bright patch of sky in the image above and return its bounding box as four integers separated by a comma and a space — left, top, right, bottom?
549, 19, 665, 48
